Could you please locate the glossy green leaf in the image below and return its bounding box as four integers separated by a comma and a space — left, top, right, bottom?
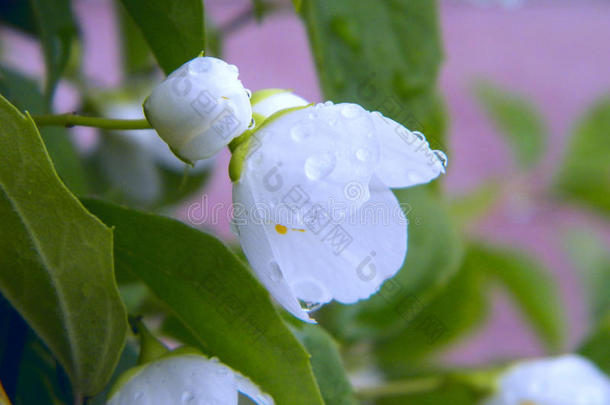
300, 0, 446, 147
0, 95, 127, 397
472, 243, 565, 352
28, 0, 78, 106
473, 80, 546, 169
83, 199, 325, 405
293, 325, 357, 405
555, 95, 610, 216
0, 66, 86, 195
563, 228, 610, 323
118, 0, 205, 74
321, 186, 463, 342
578, 313, 610, 376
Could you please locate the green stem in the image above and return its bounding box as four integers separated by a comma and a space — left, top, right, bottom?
31, 113, 151, 130
355, 376, 442, 400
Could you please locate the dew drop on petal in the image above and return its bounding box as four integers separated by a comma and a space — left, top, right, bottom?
324, 100, 334, 106
290, 125, 309, 142
412, 131, 425, 141
304, 151, 336, 181
181, 391, 195, 403
269, 261, 283, 282
433, 150, 448, 168
228, 64, 239, 73
248, 118, 256, 130
245, 88, 252, 98
341, 104, 361, 118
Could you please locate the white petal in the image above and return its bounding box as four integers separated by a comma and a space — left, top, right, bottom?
486, 355, 610, 405
369, 111, 446, 188
252, 91, 309, 118
144, 57, 252, 162
234, 103, 407, 308
233, 181, 315, 323
107, 355, 238, 405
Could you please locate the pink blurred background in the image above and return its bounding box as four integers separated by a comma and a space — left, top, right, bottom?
3, 0, 610, 366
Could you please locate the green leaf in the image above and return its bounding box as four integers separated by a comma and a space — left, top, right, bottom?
118, 0, 205, 74
563, 228, 610, 323
0, 95, 127, 397
0, 66, 87, 195
555, 95, 610, 216
82, 199, 325, 405
300, 0, 446, 146
293, 325, 357, 405
374, 257, 487, 375
449, 181, 501, 227
28, 0, 78, 106
578, 314, 610, 376
473, 80, 547, 169
472, 243, 565, 352
321, 186, 463, 342
115, 0, 154, 75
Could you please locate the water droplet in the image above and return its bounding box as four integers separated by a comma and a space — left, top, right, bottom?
248, 118, 256, 130
324, 101, 334, 106
290, 124, 309, 142
245, 88, 252, 98
304, 152, 336, 180
314, 103, 324, 110
412, 131, 425, 141
341, 104, 361, 119
181, 391, 195, 403
134, 392, 143, 400
433, 150, 448, 168
356, 148, 373, 162
299, 300, 323, 312
270, 261, 283, 282
228, 64, 239, 73
216, 365, 230, 375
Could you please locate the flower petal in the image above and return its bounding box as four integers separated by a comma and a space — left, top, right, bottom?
369, 111, 446, 188
233, 180, 315, 323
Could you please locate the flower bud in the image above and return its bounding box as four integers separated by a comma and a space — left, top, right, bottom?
251, 89, 309, 119
144, 56, 253, 163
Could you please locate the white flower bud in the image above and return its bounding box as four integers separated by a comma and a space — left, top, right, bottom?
107, 353, 273, 405
144, 56, 253, 163
251, 89, 309, 119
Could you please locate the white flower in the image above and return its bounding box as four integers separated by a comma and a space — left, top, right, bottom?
144, 56, 253, 163
107, 353, 274, 405
96, 102, 213, 203
230, 102, 446, 322
484, 355, 610, 405
251, 89, 309, 119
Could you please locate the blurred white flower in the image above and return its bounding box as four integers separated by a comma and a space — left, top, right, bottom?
484, 354, 610, 405
144, 56, 253, 163
107, 353, 274, 405
96, 102, 213, 203
230, 102, 446, 322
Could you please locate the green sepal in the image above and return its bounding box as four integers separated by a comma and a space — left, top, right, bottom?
250, 88, 293, 107
229, 105, 310, 182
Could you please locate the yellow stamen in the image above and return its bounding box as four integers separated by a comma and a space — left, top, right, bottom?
275, 224, 288, 234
